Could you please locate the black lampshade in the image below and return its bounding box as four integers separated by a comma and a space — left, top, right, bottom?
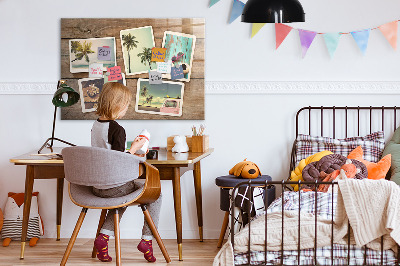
52, 82, 80, 107
242, 0, 305, 23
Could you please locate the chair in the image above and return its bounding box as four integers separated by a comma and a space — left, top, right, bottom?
60, 146, 171, 265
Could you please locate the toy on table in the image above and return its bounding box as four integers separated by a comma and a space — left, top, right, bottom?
1, 192, 44, 247
229, 159, 261, 179
172, 135, 189, 153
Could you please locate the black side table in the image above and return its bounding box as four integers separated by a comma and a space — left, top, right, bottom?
215, 175, 275, 248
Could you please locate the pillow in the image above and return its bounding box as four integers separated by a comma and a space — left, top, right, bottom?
295, 131, 385, 166
348, 146, 391, 180
382, 126, 400, 184
289, 150, 333, 191
302, 154, 368, 190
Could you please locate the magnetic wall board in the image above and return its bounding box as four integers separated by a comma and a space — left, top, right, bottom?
60, 18, 205, 120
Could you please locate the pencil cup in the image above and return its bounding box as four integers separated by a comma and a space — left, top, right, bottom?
191, 135, 209, 153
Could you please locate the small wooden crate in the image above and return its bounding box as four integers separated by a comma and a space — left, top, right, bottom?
167, 136, 192, 151
191, 135, 209, 153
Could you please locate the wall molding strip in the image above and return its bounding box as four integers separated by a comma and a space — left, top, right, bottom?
0, 81, 399, 95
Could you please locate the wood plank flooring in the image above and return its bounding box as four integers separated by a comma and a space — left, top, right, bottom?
0, 239, 221, 265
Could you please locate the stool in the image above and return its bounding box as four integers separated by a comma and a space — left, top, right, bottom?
215, 175, 275, 248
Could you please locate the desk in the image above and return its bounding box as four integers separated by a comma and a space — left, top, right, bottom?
10, 147, 213, 261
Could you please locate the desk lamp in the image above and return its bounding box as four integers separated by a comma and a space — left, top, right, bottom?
38, 80, 80, 154
241, 0, 305, 23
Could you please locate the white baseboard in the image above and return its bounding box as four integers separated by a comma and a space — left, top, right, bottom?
1, 81, 400, 95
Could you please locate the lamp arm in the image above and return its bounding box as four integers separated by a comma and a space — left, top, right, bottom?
50, 105, 57, 148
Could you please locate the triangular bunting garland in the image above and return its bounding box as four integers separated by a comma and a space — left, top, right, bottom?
209, 0, 220, 7
251, 23, 266, 38
378, 21, 398, 50
275, 23, 293, 49
298, 29, 317, 58
323, 33, 341, 58
351, 29, 370, 55
229, 0, 245, 24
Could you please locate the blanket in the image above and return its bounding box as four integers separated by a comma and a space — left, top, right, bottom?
335, 178, 400, 251
214, 179, 400, 266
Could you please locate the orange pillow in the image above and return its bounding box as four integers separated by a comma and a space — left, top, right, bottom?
347, 146, 391, 180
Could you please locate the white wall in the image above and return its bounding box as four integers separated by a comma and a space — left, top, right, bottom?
1, 0, 400, 239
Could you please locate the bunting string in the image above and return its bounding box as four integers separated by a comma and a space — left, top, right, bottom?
209, 0, 400, 58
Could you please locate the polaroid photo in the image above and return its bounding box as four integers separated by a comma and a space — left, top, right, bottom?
120, 26, 156, 76
78, 74, 126, 113
135, 78, 184, 117
162, 31, 196, 82
69, 37, 116, 73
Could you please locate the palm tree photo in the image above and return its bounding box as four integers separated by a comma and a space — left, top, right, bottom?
140, 85, 148, 105
70, 41, 95, 63
121, 33, 139, 73
137, 47, 153, 70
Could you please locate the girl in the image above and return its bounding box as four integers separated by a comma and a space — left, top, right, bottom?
91, 82, 161, 263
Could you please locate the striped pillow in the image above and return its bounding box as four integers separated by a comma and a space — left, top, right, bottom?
294, 131, 385, 166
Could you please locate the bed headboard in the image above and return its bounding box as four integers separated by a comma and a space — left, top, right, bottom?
290, 106, 400, 179
295, 106, 400, 138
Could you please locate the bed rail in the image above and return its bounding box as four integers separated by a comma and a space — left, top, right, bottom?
230, 180, 400, 266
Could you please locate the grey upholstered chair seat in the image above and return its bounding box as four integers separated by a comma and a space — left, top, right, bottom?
69, 180, 145, 208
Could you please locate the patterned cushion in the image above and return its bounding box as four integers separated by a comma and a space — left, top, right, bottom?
295, 131, 385, 166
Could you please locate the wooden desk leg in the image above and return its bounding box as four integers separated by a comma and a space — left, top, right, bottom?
56, 178, 64, 241
193, 161, 204, 242
20, 165, 35, 259
172, 167, 183, 261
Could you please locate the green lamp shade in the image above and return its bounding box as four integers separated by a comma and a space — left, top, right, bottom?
52, 83, 80, 107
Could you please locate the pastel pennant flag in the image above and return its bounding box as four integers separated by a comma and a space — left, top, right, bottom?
298, 29, 317, 58
251, 23, 266, 38
229, 0, 245, 24
209, 0, 220, 7
351, 29, 370, 55
323, 33, 341, 58
378, 21, 398, 50
275, 23, 293, 49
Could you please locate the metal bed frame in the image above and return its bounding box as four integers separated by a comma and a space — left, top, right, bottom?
230, 106, 400, 266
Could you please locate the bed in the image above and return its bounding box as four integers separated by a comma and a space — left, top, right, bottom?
214, 106, 400, 266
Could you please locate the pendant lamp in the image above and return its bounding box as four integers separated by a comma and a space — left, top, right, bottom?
38, 80, 80, 154
242, 0, 305, 23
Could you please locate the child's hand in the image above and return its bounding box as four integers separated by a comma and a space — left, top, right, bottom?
129, 137, 147, 155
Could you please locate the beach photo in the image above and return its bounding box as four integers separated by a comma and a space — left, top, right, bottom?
135, 78, 184, 117
120, 26, 156, 75
78, 75, 126, 113
69, 37, 116, 73
162, 31, 196, 82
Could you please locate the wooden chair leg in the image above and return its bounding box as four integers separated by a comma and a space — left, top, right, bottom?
92, 209, 108, 258
141, 205, 171, 263
114, 210, 121, 266
60, 208, 88, 266
217, 211, 230, 248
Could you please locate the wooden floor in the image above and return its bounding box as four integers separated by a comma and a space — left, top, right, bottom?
0, 239, 221, 265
